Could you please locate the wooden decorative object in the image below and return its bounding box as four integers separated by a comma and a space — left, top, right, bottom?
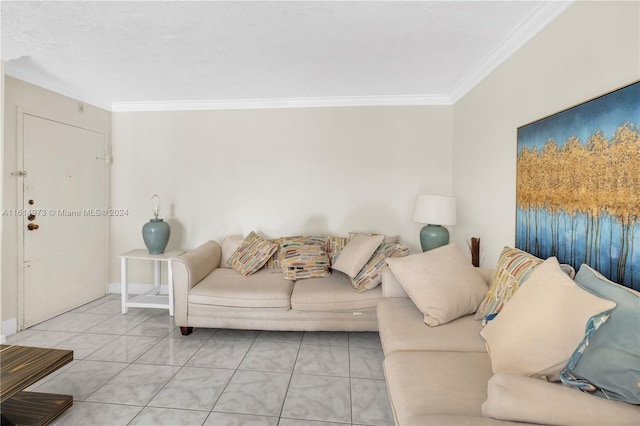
471, 237, 480, 267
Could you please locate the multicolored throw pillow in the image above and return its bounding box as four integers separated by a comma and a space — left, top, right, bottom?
282, 244, 331, 281
352, 243, 410, 292
266, 235, 327, 269
475, 247, 543, 321
266, 237, 284, 269
228, 231, 278, 276
327, 236, 348, 266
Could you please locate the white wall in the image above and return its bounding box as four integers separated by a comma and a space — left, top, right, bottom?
451, 0, 640, 268
2, 77, 111, 326
110, 106, 453, 282
0, 62, 5, 340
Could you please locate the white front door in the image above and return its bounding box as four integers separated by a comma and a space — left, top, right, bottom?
21, 113, 108, 328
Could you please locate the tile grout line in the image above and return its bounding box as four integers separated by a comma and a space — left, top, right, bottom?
73, 313, 174, 406
275, 330, 305, 422
348, 332, 354, 426
120, 322, 188, 414
204, 330, 260, 421
72, 359, 131, 404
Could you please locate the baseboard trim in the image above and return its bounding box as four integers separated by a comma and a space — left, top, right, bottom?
1, 317, 18, 340
108, 282, 169, 295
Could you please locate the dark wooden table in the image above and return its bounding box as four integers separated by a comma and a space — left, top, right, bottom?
1, 345, 73, 426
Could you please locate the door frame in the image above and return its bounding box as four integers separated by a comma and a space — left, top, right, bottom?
16, 106, 111, 330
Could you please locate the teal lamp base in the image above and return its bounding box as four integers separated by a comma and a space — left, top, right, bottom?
142, 218, 171, 254
420, 224, 449, 252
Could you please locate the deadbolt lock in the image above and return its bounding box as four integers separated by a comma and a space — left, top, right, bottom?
27, 223, 39, 231
27, 214, 36, 221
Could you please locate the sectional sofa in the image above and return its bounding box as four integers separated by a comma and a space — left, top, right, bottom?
172, 233, 640, 426
378, 244, 640, 425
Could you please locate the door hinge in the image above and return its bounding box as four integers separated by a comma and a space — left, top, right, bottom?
11, 171, 27, 177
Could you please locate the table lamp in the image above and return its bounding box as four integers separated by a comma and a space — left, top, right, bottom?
413, 194, 457, 251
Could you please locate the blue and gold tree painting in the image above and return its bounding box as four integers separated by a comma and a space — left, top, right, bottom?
516, 81, 640, 290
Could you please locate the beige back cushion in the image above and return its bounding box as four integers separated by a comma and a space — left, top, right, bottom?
332, 233, 384, 278
386, 243, 487, 326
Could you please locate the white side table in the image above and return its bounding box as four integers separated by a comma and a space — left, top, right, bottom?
119, 249, 185, 316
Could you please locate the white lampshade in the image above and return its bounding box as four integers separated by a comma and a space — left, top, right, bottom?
413, 194, 457, 226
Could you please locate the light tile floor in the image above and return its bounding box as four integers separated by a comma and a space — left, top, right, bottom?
5, 295, 394, 426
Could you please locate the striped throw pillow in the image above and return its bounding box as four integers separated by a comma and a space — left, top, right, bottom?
352, 243, 410, 292
475, 247, 543, 321
228, 232, 278, 276
282, 244, 331, 280
273, 235, 327, 268
327, 236, 348, 266
266, 237, 284, 269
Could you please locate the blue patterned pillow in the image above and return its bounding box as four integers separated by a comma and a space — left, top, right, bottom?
560, 264, 640, 404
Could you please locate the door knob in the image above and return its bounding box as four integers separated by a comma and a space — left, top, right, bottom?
27, 223, 39, 230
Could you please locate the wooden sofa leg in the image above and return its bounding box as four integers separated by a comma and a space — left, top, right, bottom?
180, 326, 193, 336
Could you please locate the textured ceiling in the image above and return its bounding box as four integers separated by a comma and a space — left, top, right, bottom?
1, 1, 572, 110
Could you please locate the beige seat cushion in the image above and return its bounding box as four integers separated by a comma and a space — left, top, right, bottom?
483, 373, 640, 426
402, 415, 523, 426
384, 351, 493, 424
291, 271, 382, 312
399, 415, 525, 426
377, 298, 486, 355
189, 268, 293, 309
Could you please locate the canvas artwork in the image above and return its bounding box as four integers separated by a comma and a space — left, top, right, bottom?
516, 81, 640, 290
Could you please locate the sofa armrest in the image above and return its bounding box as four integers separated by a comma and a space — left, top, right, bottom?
381, 266, 410, 299
172, 240, 222, 326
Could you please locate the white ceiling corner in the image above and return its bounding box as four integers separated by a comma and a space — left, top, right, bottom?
1, 1, 574, 112
449, 0, 574, 103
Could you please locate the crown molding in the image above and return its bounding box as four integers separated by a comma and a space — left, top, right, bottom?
6, 64, 452, 110
6, 64, 451, 110
449, 0, 574, 103
4, 65, 112, 111
5, 1, 572, 112
110, 94, 452, 112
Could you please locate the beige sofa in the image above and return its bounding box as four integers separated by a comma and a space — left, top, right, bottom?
171, 240, 381, 335
377, 267, 640, 426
